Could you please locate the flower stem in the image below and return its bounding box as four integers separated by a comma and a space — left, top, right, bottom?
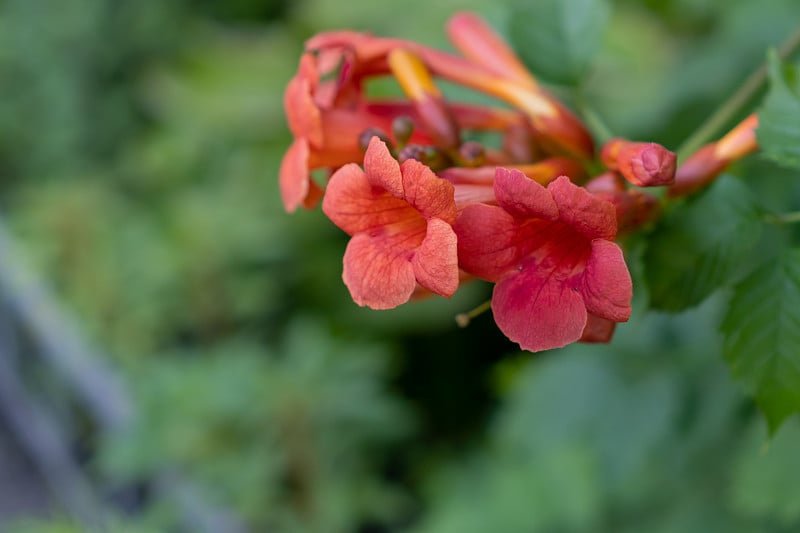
676, 25, 800, 161
573, 80, 614, 144
573, 84, 613, 176
765, 211, 800, 225
455, 299, 492, 327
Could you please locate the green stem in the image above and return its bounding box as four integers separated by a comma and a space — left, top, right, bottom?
572, 84, 614, 177
580, 101, 615, 145
765, 211, 800, 225
455, 299, 492, 327
676, 25, 800, 161
574, 82, 615, 144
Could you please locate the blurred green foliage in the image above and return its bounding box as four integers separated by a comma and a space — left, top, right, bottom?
100, 321, 413, 531
5, 519, 157, 533
2, 0, 800, 531
508, 0, 611, 86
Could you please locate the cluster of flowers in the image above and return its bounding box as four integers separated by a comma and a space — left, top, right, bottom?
280, 12, 758, 352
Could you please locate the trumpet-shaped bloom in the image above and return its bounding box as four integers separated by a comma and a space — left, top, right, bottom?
454, 169, 632, 352
305, 30, 594, 160
281, 53, 395, 213
322, 137, 459, 309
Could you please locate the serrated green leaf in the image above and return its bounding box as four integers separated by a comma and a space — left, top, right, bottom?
757, 49, 800, 169
722, 248, 800, 433
506, 0, 610, 86
644, 175, 762, 311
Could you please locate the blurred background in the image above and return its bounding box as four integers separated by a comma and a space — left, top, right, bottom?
1, 0, 800, 531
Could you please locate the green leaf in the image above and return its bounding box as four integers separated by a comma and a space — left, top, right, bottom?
721, 248, 800, 433
506, 0, 610, 86
644, 175, 762, 311
757, 49, 800, 169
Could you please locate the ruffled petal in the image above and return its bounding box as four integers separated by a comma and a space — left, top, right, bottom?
279, 138, 311, 213
494, 167, 558, 220
284, 54, 323, 147
548, 176, 617, 240
580, 239, 632, 322
305, 31, 400, 65
492, 260, 587, 352
364, 136, 404, 197
342, 232, 418, 309
313, 47, 360, 109
454, 204, 519, 281
412, 218, 459, 297
401, 159, 457, 223
323, 163, 418, 235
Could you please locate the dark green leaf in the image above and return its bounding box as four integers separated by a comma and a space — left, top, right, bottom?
721, 248, 800, 433
757, 49, 800, 169
506, 0, 610, 86
644, 175, 762, 311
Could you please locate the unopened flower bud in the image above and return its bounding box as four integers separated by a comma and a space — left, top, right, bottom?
422, 145, 452, 170
358, 128, 392, 153
601, 138, 676, 187
599, 139, 624, 169
715, 114, 758, 161
667, 144, 726, 197
668, 114, 758, 198
457, 141, 486, 167
391, 116, 415, 147
397, 144, 427, 163
397, 145, 451, 170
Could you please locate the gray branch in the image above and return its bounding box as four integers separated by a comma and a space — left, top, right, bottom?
0, 214, 247, 533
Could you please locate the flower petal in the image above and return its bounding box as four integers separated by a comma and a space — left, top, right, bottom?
401, 159, 457, 223
548, 176, 617, 240
412, 218, 459, 297
280, 138, 316, 213
321, 109, 391, 156
364, 136, 404, 197
492, 260, 587, 352
494, 167, 558, 220
446, 12, 537, 88
323, 162, 417, 235
285, 54, 323, 147
580, 239, 632, 322
342, 232, 417, 309
579, 313, 617, 343
454, 203, 519, 281
452, 183, 497, 207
